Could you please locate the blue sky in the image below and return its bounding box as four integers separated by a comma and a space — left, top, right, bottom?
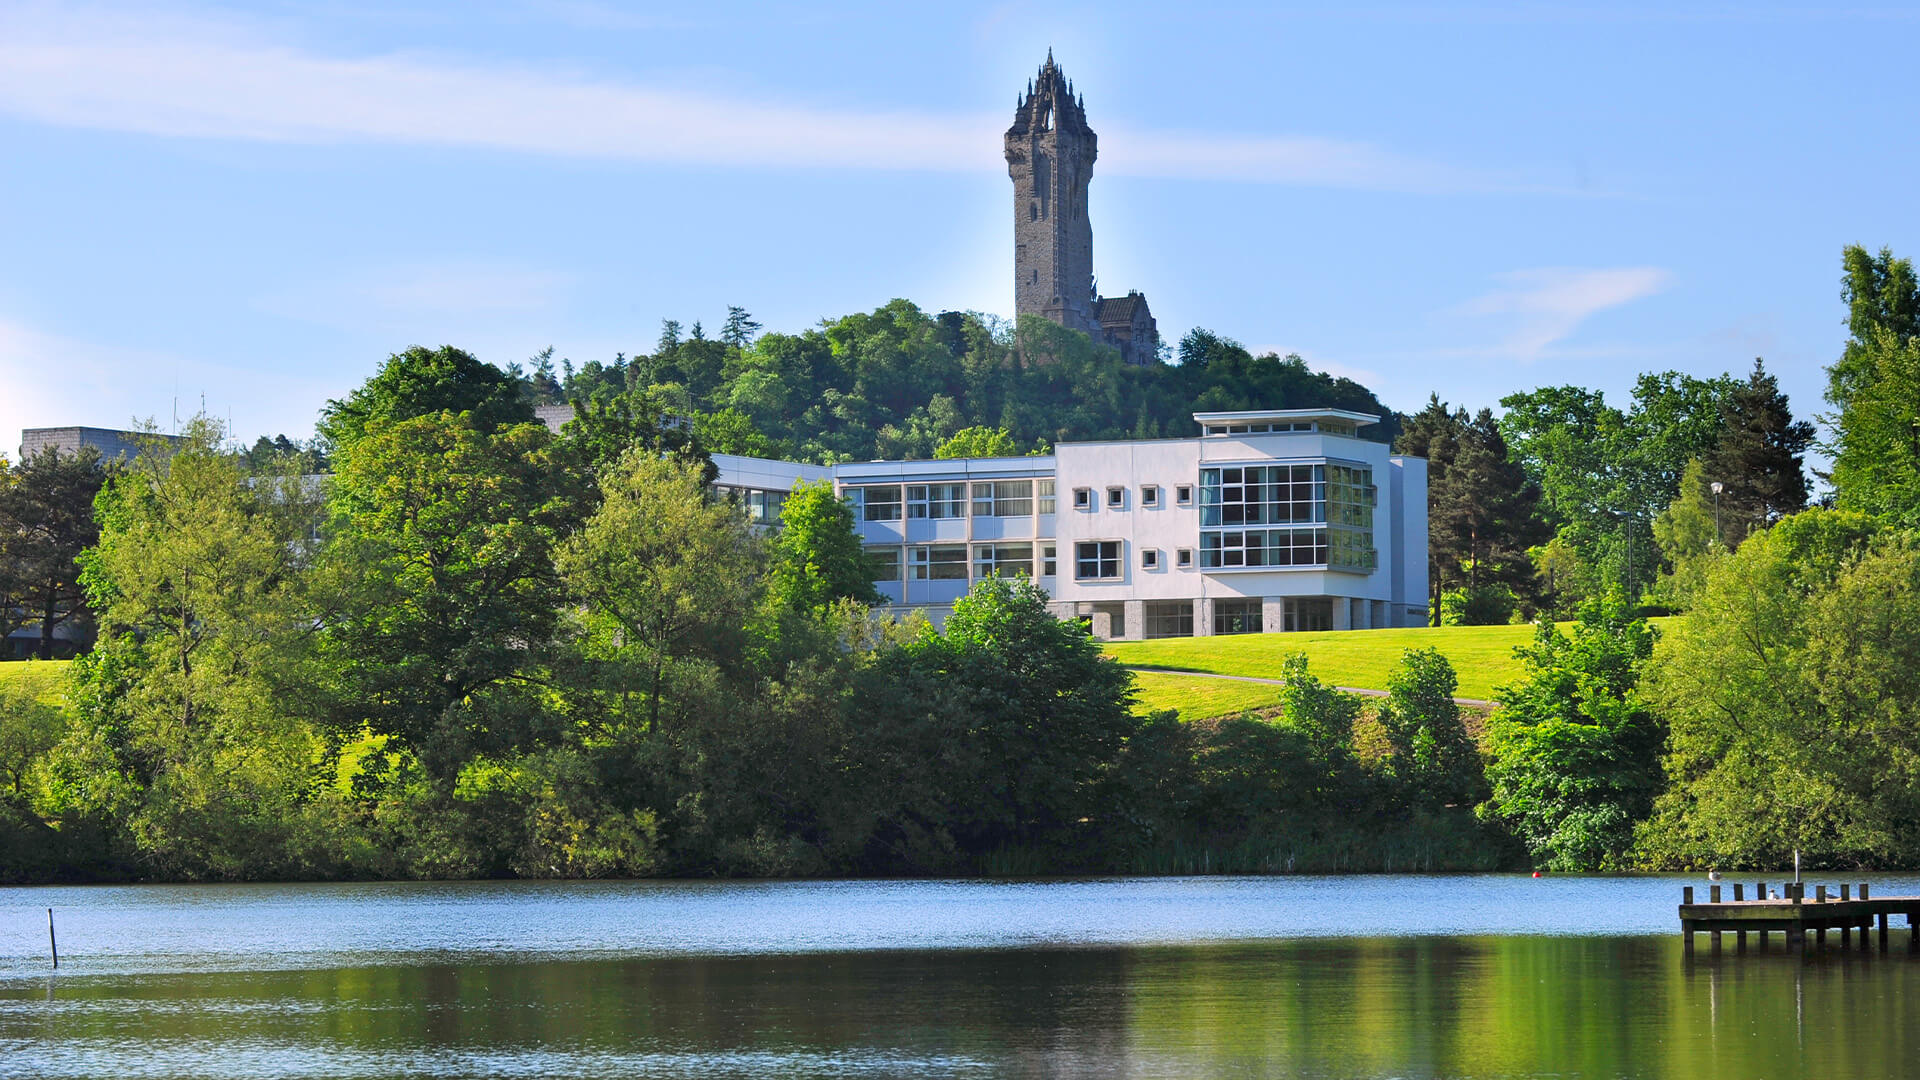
3, 1, 1916, 459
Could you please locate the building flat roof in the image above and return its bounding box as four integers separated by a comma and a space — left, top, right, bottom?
1190, 408, 1380, 427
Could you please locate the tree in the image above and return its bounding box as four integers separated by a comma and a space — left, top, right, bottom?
555, 452, 763, 736
766, 479, 880, 614
859, 577, 1136, 860
657, 319, 683, 354
56, 416, 327, 878
1500, 374, 1735, 604
1696, 358, 1812, 546
561, 386, 714, 482
1399, 400, 1546, 623
1825, 248, 1920, 525
0, 446, 110, 658
1481, 596, 1661, 870
934, 425, 1022, 459
720, 306, 762, 349
318, 412, 585, 779
317, 345, 534, 451
1376, 648, 1480, 808
1649, 459, 1721, 608
1639, 510, 1903, 869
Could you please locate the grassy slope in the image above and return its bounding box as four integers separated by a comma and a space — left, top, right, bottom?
1107, 624, 1541, 716
0, 659, 73, 704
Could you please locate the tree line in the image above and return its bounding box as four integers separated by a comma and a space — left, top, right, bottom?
4, 245, 1919, 878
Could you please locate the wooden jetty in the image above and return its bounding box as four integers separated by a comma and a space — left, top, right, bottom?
1678, 882, 1920, 955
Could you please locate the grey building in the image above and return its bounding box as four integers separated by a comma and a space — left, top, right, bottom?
18, 426, 181, 463
1005, 52, 1159, 366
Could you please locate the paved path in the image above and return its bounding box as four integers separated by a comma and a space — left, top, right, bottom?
1125, 666, 1496, 709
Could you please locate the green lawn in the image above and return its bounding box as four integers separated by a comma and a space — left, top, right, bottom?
0, 658, 73, 705
1106, 624, 1543, 708
1128, 670, 1290, 718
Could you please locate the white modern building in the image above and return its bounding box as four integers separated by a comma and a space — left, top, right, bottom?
706, 409, 1427, 639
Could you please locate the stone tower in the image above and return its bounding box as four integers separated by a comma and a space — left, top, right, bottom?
1005, 51, 1099, 337
1005, 52, 1158, 365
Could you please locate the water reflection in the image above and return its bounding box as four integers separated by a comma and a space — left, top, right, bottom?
8, 937, 1920, 1078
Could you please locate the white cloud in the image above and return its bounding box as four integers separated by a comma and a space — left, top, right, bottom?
0, 4, 1502, 192
1456, 267, 1673, 362
0, 315, 338, 455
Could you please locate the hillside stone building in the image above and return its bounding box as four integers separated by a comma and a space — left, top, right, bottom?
1006, 53, 1159, 366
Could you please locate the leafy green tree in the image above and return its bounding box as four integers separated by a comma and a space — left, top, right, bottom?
1481, 596, 1660, 870
767, 479, 880, 614
55, 417, 329, 878
1272, 653, 1360, 800
556, 452, 763, 736
935, 425, 1022, 459
859, 577, 1136, 862
1649, 459, 1721, 608
0, 446, 109, 658
562, 385, 715, 481
1377, 648, 1481, 808
318, 412, 585, 779
1639, 510, 1908, 869
1500, 374, 1735, 604
692, 408, 782, 459
318, 345, 534, 451
1824, 249, 1920, 525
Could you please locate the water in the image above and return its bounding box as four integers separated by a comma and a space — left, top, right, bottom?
4, 875, 1919, 1077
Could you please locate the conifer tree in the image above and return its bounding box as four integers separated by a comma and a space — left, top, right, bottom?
1696, 358, 1813, 546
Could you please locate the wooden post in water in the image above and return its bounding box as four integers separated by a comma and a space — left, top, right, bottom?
1880, 912, 1890, 953
1862, 883, 1871, 900
1842, 883, 1852, 900
1733, 884, 1747, 949
1815, 886, 1828, 947
1841, 885, 1852, 949
1711, 884, 1722, 903
47, 909, 56, 970
1682, 887, 1695, 957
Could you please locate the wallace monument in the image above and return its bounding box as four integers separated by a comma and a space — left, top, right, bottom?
1006, 52, 1160, 366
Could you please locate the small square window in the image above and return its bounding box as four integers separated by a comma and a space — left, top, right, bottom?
1176, 548, 1193, 568
1073, 487, 1093, 510
1176, 485, 1194, 506
1107, 486, 1125, 508
1142, 485, 1160, 507
1142, 548, 1160, 570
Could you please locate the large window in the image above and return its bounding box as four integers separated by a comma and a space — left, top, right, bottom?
715, 486, 785, 526
908, 544, 968, 580
974, 543, 1034, 578
1213, 598, 1262, 635
857, 485, 902, 522
1199, 527, 1330, 569
1286, 598, 1334, 632
1143, 601, 1194, 639
1198, 463, 1376, 571
907, 483, 966, 519
1200, 464, 1323, 527
868, 546, 902, 582
1075, 540, 1121, 580
1037, 479, 1057, 515
971, 480, 1034, 517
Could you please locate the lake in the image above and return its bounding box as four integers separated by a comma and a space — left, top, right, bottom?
4, 875, 1920, 1078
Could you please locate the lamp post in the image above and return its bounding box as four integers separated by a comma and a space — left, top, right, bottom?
1710, 481, 1724, 546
